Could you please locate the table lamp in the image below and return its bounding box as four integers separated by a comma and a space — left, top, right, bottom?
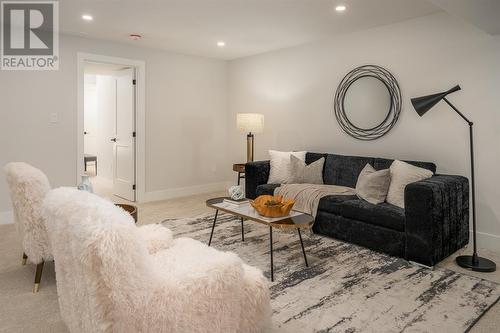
237, 113, 264, 162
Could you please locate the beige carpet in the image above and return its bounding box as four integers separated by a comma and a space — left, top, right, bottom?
1, 191, 500, 332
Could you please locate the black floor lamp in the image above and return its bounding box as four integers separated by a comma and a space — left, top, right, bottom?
411, 85, 496, 272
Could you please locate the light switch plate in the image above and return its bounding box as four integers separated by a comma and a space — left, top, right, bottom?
49, 112, 58, 123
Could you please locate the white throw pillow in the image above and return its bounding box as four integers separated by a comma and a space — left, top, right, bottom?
268, 150, 306, 184
286, 155, 324, 184
386, 160, 433, 208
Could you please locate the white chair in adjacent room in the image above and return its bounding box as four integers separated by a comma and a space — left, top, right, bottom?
4, 162, 52, 293
43, 187, 272, 333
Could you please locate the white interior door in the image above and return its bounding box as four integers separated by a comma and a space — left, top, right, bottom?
112, 68, 136, 201
84, 79, 98, 156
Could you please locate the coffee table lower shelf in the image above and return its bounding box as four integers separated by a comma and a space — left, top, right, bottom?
206, 197, 314, 282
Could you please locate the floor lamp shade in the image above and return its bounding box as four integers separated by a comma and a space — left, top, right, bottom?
411, 85, 461, 117
410, 85, 496, 273
237, 113, 264, 162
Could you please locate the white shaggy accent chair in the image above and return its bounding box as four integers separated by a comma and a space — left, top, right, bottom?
4, 162, 52, 292
43, 187, 272, 333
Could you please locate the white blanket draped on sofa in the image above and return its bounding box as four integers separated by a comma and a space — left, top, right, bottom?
274, 184, 356, 218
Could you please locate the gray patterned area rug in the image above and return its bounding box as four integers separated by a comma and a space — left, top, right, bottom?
161, 213, 500, 333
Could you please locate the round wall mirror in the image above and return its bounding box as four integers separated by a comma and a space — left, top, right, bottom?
344, 76, 391, 129
334, 65, 401, 140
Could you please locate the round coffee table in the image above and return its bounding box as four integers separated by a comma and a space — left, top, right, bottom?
206, 197, 314, 281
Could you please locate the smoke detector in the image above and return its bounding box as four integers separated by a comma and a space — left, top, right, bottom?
129, 34, 142, 41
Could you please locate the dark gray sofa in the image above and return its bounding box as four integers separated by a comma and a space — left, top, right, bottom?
245, 152, 469, 267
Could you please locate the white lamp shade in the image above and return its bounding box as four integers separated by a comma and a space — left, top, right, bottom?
236, 113, 264, 134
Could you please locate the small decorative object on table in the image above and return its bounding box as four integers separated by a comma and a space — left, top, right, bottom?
223, 198, 249, 206
251, 195, 295, 218
77, 175, 94, 193
228, 185, 245, 200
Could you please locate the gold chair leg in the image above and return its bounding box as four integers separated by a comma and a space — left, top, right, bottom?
22, 253, 27, 266
33, 261, 44, 293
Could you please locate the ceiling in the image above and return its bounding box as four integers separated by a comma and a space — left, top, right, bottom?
427, 0, 500, 35
61, 0, 441, 60
61, 0, 500, 60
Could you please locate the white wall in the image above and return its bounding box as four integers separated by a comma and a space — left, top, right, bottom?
0, 34, 230, 212
228, 13, 500, 245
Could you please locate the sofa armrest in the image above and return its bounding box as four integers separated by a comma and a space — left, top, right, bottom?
404, 174, 469, 266
144, 238, 252, 332
245, 160, 270, 199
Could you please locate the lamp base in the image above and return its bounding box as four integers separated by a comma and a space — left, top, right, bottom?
456, 255, 496, 272
246, 133, 254, 162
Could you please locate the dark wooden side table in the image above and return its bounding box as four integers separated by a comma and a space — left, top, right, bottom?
115, 203, 138, 223
233, 163, 245, 185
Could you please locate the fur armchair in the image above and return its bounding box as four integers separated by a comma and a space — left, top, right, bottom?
43, 187, 272, 333
4, 162, 52, 292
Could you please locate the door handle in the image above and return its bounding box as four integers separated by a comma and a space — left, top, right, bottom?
110, 138, 117, 142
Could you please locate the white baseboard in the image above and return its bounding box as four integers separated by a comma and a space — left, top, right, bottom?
0, 211, 13, 225
474, 230, 500, 252
141, 181, 232, 203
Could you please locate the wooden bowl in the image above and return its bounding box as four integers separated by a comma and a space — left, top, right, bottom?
250, 195, 295, 218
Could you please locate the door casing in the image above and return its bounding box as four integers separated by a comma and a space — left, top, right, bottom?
77, 53, 146, 202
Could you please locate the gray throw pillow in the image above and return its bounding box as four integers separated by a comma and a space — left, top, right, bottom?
355, 164, 391, 205
286, 155, 324, 184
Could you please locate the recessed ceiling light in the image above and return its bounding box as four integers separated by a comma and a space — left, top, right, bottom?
129, 34, 142, 40
217, 41, 226, 47
335, 5, 346, 12
82, 14, 93, 21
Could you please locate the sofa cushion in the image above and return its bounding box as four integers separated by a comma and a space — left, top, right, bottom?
318, 195, 405, 232
373, 157, 436, 174
256, 183, 281, 197
323, 154, 375, 187
305, 152, 328, 165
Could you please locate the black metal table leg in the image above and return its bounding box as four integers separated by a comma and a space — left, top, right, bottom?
208, 210, 218, 246
241, 217, 244, 241
270, 225, 274, 281
298, 229, 309, 267
237, 172, 241, 185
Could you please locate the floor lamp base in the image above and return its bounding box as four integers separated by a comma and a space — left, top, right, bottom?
456, 255, 496, 272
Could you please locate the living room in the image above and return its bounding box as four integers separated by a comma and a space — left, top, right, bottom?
1, 1, 500, 332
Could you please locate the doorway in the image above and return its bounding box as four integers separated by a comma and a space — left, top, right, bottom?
77, 53, 146, 202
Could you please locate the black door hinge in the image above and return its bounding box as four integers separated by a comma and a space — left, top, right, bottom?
132, 79, 136, 85
132, 131, 136, 137
132, 184, 136, 190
